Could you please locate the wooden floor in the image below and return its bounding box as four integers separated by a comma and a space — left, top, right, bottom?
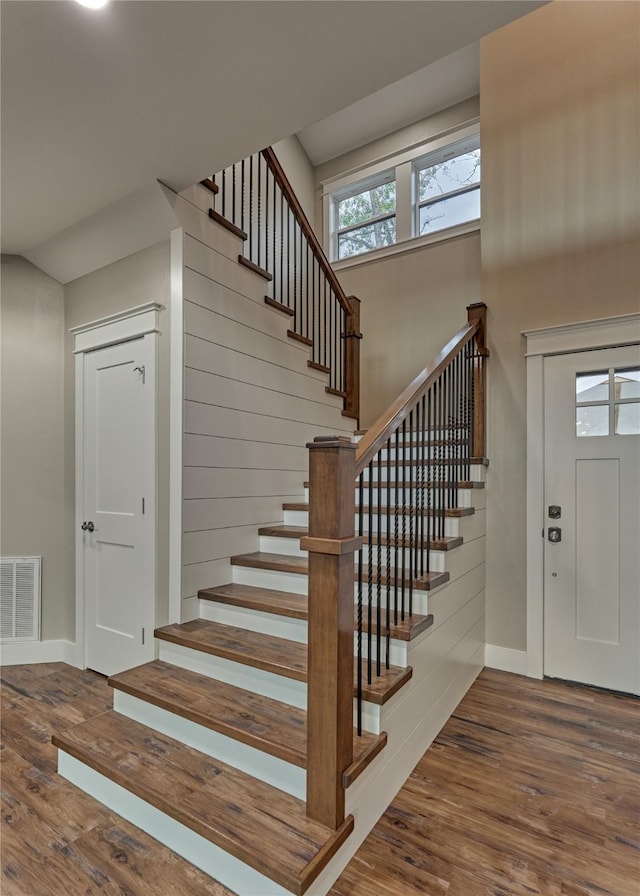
1, 664, 638, 895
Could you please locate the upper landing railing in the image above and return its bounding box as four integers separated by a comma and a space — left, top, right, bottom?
208, 147, 361, 422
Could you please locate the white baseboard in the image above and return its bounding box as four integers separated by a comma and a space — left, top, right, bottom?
484, 644, 527, 675
0, 639, 76, 667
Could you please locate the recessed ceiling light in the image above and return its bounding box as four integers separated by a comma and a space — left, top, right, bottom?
75, 0, 110, 10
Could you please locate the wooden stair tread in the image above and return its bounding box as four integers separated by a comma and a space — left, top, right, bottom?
155, 619, 308, 681
283, 501, 475, 518
307, 360, 330, 374
231, 551, 307, 575
200, 582, 308, 620
200, 582, 433, 641
199, 177, 219, 194
208, 208, 247, 241
238, 255, 272, 281
264, 295, 295, 316
231, 551, 448, 592
108, 660, 386, 778
360, 569, 449, 591
287, 329, 313, 346
372, 456, 489, 467
259, 524, 308, 539
260, 524, 463, 552
367, 480, 484, 489
53, 710, 353, 895
155, 620, 411, 704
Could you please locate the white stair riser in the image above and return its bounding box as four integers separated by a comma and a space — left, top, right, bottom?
199, 599, 308, 643
57, 752, 291, 896
113, 690, 305, 800
260, 535, 307, 557
356, 489, 476, 508
284, 509, 476, 536
257, 535, 460, 573
356, 633, 407, 668
362, 463, 486, 482
158, 639, 307, 709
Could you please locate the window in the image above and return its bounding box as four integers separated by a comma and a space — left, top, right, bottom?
576, 368, 640, 436
416, 138, 480, 237
324, 126, 480, 263
335, 172, 396, 260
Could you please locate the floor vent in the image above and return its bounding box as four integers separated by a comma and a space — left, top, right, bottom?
0, 557, 41, 641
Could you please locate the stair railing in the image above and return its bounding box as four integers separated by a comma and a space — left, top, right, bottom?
302, 303, 488, 829
209, 148, 361, 421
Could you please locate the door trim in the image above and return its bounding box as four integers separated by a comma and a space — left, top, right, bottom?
523, 313, 640, 679
72, 302, 163, 669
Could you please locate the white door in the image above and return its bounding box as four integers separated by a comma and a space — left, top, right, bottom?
83, 337, 155, 675
544, 345, 640, 694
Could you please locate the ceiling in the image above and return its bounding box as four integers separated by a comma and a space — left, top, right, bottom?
1, 1, 544, 257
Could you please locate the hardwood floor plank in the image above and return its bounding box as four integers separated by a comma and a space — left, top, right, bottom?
2, 664, 637, 896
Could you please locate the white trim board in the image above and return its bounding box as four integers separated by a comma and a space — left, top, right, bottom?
524, 312, 640, 680
0, 639, 76, 667
484, 644, 527, 676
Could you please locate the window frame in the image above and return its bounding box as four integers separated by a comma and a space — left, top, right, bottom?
323, 122, 480, 266
332, 169, 397, 260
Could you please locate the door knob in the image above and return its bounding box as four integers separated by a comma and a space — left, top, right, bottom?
548, 526, 561, 543
81, 521, 95, 532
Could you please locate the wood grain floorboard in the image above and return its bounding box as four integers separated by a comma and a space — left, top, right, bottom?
1, 664, 637, 895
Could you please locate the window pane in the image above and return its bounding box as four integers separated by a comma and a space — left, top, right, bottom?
615, 402, 640, 434
338, 218, 396, 259
614, 368, 640, 400
419, 188, 480, 235
576, 405, 609, 437
338, 181, 396, 231
576, 372, 609, 403
418, 150, 480, 201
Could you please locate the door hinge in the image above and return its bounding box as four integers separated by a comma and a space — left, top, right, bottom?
142, 627, 145, 645
142, 497, 145, 514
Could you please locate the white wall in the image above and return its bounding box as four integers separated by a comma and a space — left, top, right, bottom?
169, 188, 355, 618
1, 256, 68, 640
64, 241, 172, 629
480, 0, 640, 653
313, 98, 481, 426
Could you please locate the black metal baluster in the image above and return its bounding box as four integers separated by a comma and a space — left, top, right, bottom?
257, 155, 262, 269
211, 174, 217, 213
376, 449, 382, 677
264, 159, 269, 280
385, 437, 391, 669
293, 218, 297, 324
305, 246, 310, 342
408, 411, 414, 617
249, 155, 254, 261
221, 167, 227, 219
420, 394, 426, 577
426, 388, 432, 573
393, 428, 399, 625
232, 164, 236, 225
323, 280, 328, 371
401, 418, 407, 621
280, 192, 285, 307
240, 159, 245, 235
367, 464, 373, 684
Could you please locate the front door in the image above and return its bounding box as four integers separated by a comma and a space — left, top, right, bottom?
83, 337, 155, 675
543, 345, 640, 694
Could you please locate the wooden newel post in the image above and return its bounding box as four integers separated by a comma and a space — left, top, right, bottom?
301, 436, 361, 829
466, 302, 489, 459
344, 296, 362, 426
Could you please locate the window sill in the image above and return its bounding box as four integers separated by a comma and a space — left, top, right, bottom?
332, 219, 480, 271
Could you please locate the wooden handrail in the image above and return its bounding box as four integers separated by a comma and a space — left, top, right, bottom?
261, 147, 352, 316
355, 320, 479, 476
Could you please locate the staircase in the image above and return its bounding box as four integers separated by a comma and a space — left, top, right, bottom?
53, 151, 489, 896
